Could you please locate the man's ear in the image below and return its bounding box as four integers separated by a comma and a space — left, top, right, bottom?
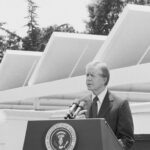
104, 77, 107, 85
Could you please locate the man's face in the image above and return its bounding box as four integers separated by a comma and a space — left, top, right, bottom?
86, 66, 106, 94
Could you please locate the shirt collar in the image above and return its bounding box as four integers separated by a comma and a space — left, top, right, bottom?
92, 87, 107, 103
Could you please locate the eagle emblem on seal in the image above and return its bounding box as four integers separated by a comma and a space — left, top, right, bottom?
45, 123, 77, 150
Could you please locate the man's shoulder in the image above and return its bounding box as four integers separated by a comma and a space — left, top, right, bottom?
83, 93, 92, 99
108, 91, 128, 105
77, 92, 92, 103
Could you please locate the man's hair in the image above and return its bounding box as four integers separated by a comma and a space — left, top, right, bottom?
86, 60, 110, 86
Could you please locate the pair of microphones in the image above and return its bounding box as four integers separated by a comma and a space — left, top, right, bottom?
64, 100, 86, 119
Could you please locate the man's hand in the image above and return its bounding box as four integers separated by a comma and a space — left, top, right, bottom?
75, 110, 87, 119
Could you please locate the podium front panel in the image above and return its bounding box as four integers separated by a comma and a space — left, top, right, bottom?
23, 118, 122, 150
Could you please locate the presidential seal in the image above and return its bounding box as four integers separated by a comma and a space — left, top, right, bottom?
45, 123, 77, 150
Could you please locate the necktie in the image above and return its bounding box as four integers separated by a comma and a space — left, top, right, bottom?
91, 96, 99, 118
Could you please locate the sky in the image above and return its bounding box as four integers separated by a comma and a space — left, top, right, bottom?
0, 0, 91, 37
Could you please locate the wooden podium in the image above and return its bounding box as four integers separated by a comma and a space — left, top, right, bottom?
23, 118, 123, 150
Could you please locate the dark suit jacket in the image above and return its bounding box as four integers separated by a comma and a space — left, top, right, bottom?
82, 90, 135, 150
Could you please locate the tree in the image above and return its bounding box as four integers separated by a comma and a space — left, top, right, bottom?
0, 35, 6, 62
0, 26, 22, 42
22, 27, 41, 51
22, 0, 41, 51
54, 24, 76, 33
86, 0, 124, 35
0, 22, 23, 62
0, 22, 22, 50
38, 24, 76, 51
23, 0, 76, 52
86, 0, 150, 35
5, 34, 22, 50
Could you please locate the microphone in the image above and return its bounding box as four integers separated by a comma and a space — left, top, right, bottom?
64, 101, 79, 119
64, 95, 90, 119
73, 101, 85, 118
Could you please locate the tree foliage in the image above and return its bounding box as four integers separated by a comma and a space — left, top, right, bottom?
86, 0, 150, 35
22, 0, 40, 51
0, 22, 22, 50
0, 23, 23, 62
39, 24, 76, 51
22, 0, 76, 52
0, 0, 150, 58
0, 1, 76, 61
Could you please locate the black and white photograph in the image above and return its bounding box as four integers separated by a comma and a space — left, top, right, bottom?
0, 0, 150, 150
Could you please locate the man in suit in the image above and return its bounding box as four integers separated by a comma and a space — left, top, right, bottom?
75, 61, 134, 150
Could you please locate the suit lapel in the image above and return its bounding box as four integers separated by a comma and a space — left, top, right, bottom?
98, 91, 112, 118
